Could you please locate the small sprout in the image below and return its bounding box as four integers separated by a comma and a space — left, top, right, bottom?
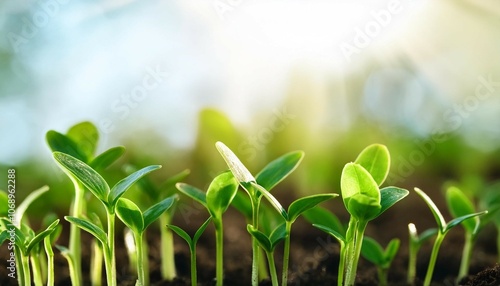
167, 217, 212, 286
56, 152, 161, 286
216, 141, 304, 286
177, 171, 238, 286
341, 144, 408, 286
361, 237, 400, 286
413, 187, 488, 286
247, 224, 287, 286
116, 196, 178, 286
407, 223, 437, 284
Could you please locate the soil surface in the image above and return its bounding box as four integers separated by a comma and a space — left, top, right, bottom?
1, 191, 498, 285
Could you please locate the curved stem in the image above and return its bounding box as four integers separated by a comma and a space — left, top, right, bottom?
259, 248, 270, 280
44, 237, 55, 286
337, 241, 346, 286
14, 247, 25, 286
251, 197, 261, 286
69, 181, 85, 286
91, 240, 103, 286
267, 251, 279, 286
457, 232, 474, 282
281, 221, 292, 286
31, 253, 43, 286
22, 253, 31, 286
424, 232, 445, 286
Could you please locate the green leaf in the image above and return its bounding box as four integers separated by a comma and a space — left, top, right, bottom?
65, 216, 107, 246
194, 217, 212, 243
16, 185, 50, 226
419, 228, 438, 244
354, 144, 390, 186
384, 238, 400, 264
408, 223, 437, 245
215, 141, 255, 183
90, 146, 126, 170
288, 193, 338, 223
46, 130, 87, 162
143, 196, 177, 229
269, 223, 287, 249
54, 152, 109, 203
247, 225, 273, 253
255, 151, 304, 192
116, 198, 144, 233
376, 187, 409, 218
303, 206, 345, 235
348, 194, 381, 221
444, 211, 488, 233
26, 219, 60, 254
0, 230, 8, 245
446, 186, 477, 233
341, 163, 380, 218
231, 191, 253, 220
251, 182, 288, 220
414, 188, 447, 232
167, 225, 192, 245
67, 121, 99, 160
108, 165, 161, 210
259, 204, 285, 236
206, 172, 239, 219
361, 237, 385, 265
312, 223, 346, 243
176, 183, 207, 207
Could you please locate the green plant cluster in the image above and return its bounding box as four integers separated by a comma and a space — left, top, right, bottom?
0, 121, 496, 286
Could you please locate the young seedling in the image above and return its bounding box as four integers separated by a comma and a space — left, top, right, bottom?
176, 171, 239, 286
215, 141, 303, 286
340, 144, 408, 286
115, 196, 178, 286
445, 186, 497, 282
360, 237, 400, 286
413, 187, 488, 286
167, 217, 212, 286
47, 121, 125, 286
247, 223, 287, 286
54, 152, 160, 286
129, 165, 190, 280
407, 223, 437, 285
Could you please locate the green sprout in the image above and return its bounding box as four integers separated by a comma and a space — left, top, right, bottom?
54, 152, 160, 286
407, 223, 437, 284
341, 144, 408, 286
115, 196, 178, 286
247, 223, 287, 286
413, 187, 488, 286
176, 171, 239, 286
167, 217, 212, 286
360, 237, 400, 286
0, 186, 59, 286
47, 121, 125, 286
215, 141, 303, 286
128, 165, 190, 281
445, 186, 497, 282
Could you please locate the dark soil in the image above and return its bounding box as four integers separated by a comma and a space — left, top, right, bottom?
1, 192, 498, 285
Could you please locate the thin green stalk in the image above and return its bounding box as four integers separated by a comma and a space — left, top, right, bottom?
259, 248, 270, 280
190, 245, 197, 286
44, 237, 55, 286
251, 197, 260, 286
142, 233, 150, 286
377, 267, 388, 286
31, 254, 43, 286
344, 219, 368, 286
457, 232, 474, 282
69, 181, 85, 286
39, 250, 48, 283
14, 248, 25, 286
337, 242, 346, 286
281, 221, 292, 286
160, 214, 177, 280
22, 253, 31, 286
91, 240, 103, 286
407, 241, 418, 284
60, 249, 77, 286
215, 221, 224, 286
266, 251, 279, 286
135, 233, 145, 286
423, 233, 445, 286
106, 212, 117, 286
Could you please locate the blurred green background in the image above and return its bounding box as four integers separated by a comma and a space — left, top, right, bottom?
1, 0, 500, 219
